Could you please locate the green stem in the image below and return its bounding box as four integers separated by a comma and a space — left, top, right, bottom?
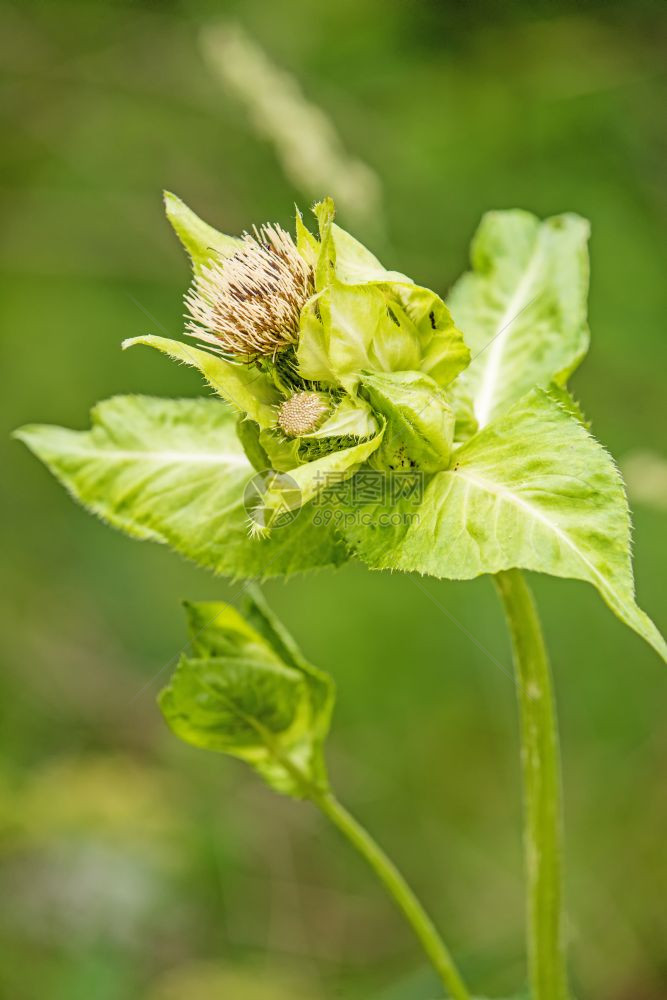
494, 570, 570, 1000
313, 789, 471, 1000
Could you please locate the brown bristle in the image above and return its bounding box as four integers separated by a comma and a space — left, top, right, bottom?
185, 224, 314, 357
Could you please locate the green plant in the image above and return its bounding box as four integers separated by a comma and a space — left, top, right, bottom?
15, 194, 665, 999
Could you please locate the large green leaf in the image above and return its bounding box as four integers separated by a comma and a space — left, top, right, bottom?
342, 390, 666, 661
448, 210, 590, 428
14, 396, 347, 579
159, 592, 333, 796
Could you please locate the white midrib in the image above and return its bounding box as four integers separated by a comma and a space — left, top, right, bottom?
61, 446, 249, 467
457, 468, 624, 609
474, 244, 544, 429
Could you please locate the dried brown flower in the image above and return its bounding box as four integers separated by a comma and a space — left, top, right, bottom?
185, 224, 313, 357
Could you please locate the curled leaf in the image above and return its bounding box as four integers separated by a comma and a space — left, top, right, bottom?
159, 592, 334, 797
303, 396, 378, 440
300, 200, 470, 391
361, 370, 455, 473
257, 422, 385, 534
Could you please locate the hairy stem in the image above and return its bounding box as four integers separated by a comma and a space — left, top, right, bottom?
495, 569, 570, 1000
313, 790, 471, 1000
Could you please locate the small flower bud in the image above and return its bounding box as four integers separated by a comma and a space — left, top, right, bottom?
277, 391, 330, 438
185, 224, 313, 357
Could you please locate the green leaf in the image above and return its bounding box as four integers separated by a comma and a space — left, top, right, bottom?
294, 298, 338, 384
400, 284, 471, 389
257, 428, 302, 472
452, 391, 478, 444
312, 197, 337, 293
303, 395, 378, 440
449, 210, 590, 428
361, 370, 455, 473
546, 382, 590, 427
158, 594, 334, 796
122, 334, 280, 427
288, 427, 383, 502
164, 191, 242, 272
326, 214, 470, 387
184, 598, 274, 660
159, 654, 313, 795
343, 389, 666, 661
236, 416, 271, 472
298, 280, 422, 390
241, 585, 334, 739
14, 396, 347, 580
329, 221, 410, 285
258, 423, 385, 533
294, 208, 320, 268
302, 200, 470, 392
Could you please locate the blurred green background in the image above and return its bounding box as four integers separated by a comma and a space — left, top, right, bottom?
2, 1, 666, 997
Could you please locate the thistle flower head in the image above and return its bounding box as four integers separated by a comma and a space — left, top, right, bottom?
185, 224, 313, 357
277, 391, 330, 437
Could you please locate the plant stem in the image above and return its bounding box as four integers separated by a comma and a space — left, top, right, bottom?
313, 789, 472, 1000
494, 569, 570, 1000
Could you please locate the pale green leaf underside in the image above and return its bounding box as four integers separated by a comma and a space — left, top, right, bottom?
303, 207, 470, 392
122, 334, 280, 427
343, 390, 666, 661
449, 210, 590, 428
14, 396, 347, 580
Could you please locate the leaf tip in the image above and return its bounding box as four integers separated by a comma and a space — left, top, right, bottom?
312, 196, 335, 228
12, 424, 40, 450
162, 189, 181, 214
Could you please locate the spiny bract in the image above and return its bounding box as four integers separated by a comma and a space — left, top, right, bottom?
277, 391, 330, 437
